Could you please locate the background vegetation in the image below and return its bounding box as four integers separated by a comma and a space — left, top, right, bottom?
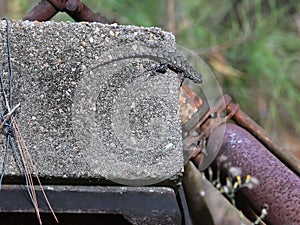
1, 0, 299, 155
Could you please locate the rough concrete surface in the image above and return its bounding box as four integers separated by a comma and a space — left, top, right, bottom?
0, 20, 183, 185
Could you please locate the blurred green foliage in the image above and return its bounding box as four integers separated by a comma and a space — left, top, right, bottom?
1, 0, 300, 136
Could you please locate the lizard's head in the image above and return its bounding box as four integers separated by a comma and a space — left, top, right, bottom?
190, 68, 202, 84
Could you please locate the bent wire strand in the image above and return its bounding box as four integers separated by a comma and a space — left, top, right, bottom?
0, 18, 58, 224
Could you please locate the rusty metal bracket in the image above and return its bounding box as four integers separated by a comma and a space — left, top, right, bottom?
23, 0, 115, 23
184, 94, 238, 164
184, 93, 299, 176
182, 92, 299, 225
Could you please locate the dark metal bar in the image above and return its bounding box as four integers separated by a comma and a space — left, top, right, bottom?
0, 185, 181, 225
177, 185, 193, 225
0, 213, 132, 225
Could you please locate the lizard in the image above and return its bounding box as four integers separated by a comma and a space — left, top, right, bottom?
92, 48, 203, 85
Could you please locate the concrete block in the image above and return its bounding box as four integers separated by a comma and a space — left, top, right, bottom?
0, 20, 183, 186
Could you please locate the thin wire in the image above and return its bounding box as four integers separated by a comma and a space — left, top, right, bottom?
4, 18, 13, 109
9, 136, 35, 204
0, 48, 9, 190
0, 18, 58, 224
12, 124, 42, 225
0, 18, 41, 225
0, 19, 12, 190
0, 70, 6, 102
12, 118, 58, 223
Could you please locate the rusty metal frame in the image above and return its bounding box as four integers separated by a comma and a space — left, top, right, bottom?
189, 94, 300, 176
184, 94, 299, 225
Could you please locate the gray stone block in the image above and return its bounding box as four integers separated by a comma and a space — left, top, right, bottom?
0, 20, 183, 185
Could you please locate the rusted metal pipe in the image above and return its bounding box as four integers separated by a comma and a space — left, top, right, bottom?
23, 0, 58, 21
23, 0, 114, 23
67, 2, 113, 23
209, 123, 300, 225
226, 100, 300, 176
189, 94, 299, 176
